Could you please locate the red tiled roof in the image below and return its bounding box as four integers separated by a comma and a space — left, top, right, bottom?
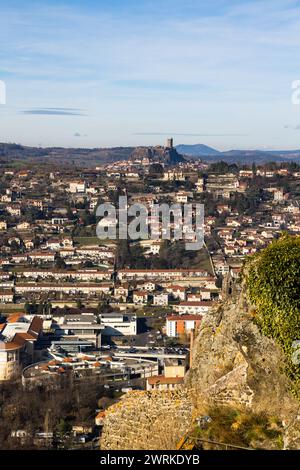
119, 269, 209, 273
168, 285, 186, 291
147, 375, 184, 385
0, 316, 42, 351
0, 341, 22, 351
7, 313, 23, 323
179, 301, 213, 307
167, 314, 203, 321
28, 316, 43, 337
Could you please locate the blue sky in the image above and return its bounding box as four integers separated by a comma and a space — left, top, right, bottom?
1, 0, 300, 149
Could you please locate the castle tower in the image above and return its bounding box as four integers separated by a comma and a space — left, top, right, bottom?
165, 137, 173, 149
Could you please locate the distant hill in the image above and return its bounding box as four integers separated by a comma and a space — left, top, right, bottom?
176, 143, 300, 164
0, 142, 184, 167
0, 143, 134, 167
176, 143, 220, 156
267, 149, 300, 156
204, 149, 300, 164
2, 141, 300, 167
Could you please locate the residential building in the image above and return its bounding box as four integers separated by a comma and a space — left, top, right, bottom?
146, 375, 184, 391
0, 315, 43, 381
153, 292, 169, 306
133, 291, 148, 305
174, 301, 213, 315
166, 314, 202, 338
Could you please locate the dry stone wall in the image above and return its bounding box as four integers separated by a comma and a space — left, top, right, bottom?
100, 389, 193, 450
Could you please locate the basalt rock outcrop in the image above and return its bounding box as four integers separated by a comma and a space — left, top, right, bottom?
100, 287, 300, 450
131, 145, 185, 166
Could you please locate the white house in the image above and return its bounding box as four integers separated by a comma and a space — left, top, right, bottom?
174, 301, 213, 315
166, 285, 186, 301
133, 291, 148, 305
153, 292, 169, 306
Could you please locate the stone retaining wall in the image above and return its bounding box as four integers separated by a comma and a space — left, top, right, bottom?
100, 389, 193, 450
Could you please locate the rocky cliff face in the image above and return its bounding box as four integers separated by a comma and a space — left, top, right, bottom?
187, 287, 300, 448
100, 286, 300, 450
131, 146, 185, 165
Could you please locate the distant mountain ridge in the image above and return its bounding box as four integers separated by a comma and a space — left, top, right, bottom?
176, 143, 300, 164
0, 142, 185, 167
0, 142, 134, 166
176, 143, 220, 156
1, 141, 300, 166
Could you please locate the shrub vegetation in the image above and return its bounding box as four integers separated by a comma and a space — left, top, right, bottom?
244, 234, 300, 396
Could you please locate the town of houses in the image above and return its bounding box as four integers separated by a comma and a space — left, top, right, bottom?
1, 149, 300, 399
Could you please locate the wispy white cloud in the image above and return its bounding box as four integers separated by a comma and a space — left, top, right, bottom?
22, 107, 85, 115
